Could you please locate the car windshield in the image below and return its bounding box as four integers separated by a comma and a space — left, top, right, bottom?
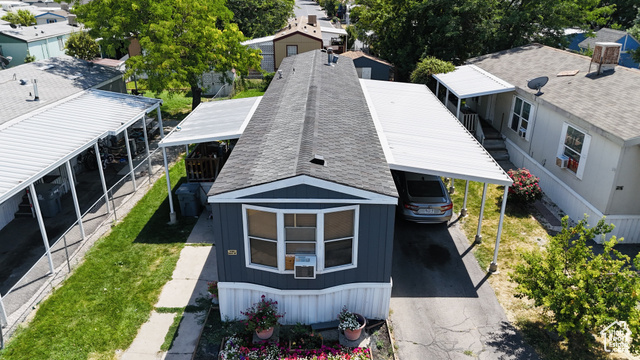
407, 180, 445, 198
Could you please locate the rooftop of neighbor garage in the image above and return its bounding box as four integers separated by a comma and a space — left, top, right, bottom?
158, 97, 262, 148
208, 49, 399, 199
0, 56, 123, 125
360, 79, 512, 186
0, 89, 161, 203
432, 64, 515, 98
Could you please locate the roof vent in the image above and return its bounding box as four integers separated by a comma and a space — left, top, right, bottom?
310, 155, 325, 166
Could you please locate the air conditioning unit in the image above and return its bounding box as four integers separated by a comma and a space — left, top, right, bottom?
67, 14, 77, 26
518, 127, 527, 138
556, 155, 568, 168
294, 255, 316, 279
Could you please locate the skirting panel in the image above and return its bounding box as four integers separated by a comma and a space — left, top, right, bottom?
506, 140, 640, 243
218, 281, 393, 325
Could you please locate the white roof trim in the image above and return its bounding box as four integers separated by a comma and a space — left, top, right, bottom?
159, 97, 262, 148
432, 64, 515, 98
320, 27, 348, 36
208, 175, 398, 205
360, 79, 513, 186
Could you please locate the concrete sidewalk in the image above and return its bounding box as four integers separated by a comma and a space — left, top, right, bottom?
120, 211, 217, 360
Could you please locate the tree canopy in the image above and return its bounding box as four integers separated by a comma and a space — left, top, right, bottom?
410, 56, 455, 89
65, 32, 100, 61
226, 0, 295, 39
70, 0, 261, 109
354, 0, 615, 81
1, 9, 36, 26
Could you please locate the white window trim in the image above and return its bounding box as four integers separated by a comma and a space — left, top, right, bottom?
557, 122, 591, 180
242, 204, 359, 275
509, 95, 535, 141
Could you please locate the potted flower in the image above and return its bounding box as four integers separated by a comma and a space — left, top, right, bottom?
207, 281, 219, 304
338, 306, 366, 341
241, 295, 285, 339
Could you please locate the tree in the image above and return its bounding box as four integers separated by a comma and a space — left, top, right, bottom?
511, 216, 640, 353
409, 56, 454, 89
1, 9, 36, 26
65, 32, 100, 61
70, 0, 261, 109
226, 0, 295, 39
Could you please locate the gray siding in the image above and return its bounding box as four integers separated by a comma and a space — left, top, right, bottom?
212, 202, 395, 290
353, 58, 392, 81
241, 184, 363, 200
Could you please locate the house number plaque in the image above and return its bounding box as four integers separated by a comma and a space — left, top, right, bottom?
227, 250, 237, 255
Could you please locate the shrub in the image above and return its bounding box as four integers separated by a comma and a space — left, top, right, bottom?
337, 306, 361, 331
507, 168, 542, 204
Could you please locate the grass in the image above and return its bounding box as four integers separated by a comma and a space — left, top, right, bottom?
232, 89, 264, 99
0, 160, 197, 360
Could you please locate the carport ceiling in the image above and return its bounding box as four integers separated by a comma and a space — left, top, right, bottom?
361, 79, 512, 186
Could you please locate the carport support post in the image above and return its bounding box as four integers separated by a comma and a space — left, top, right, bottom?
456, 97, 461, 120
29, 183, 55, 274
141, 116, 152, 183
162, 147, 177, 224
489, 186, 509, 273
435, 81, 440, 101
474, 183, 488, 244
0, 291, 8, 327
95, 142, 110, 214
460, 180, 469, 217
124, 130, 137, 191
65, 161, 85, 240
157, 107, 165, 138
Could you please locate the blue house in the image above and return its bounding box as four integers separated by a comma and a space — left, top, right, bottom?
568, 28, 639, 69
342, 51, 394, 80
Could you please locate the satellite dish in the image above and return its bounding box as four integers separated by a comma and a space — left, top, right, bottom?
527, 76, 549, 96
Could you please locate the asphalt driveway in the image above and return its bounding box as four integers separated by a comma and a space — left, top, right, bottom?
389, 217, 539, 359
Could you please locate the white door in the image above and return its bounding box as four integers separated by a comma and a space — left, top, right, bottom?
361, 67, 372, 79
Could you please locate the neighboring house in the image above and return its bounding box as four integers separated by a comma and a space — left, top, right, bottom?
243, 35, 275, 73
341, 50, 393, 80
568, 28, 640, 69
34, 10, 69, 25
200, 69, 236, 97
273, 16, 323, 69
0, 22, 83, 66
436, 44, 640, 243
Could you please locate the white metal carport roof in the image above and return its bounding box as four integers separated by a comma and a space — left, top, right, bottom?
158, 97, 262, 148
360, 79, 512, 186
0, 89, 161, 203
432, 64, 515, 98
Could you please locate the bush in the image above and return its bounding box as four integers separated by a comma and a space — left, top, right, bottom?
507, 168, 542, 204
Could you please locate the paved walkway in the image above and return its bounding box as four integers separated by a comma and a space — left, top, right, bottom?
120, 210, 216, 360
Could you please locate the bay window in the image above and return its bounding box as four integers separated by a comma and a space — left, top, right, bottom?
243, 205, 358, 274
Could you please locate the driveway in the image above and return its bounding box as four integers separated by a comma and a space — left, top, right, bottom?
389, 217, 538, 359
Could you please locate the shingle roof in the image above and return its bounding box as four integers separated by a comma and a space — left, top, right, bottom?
341, 51, 393, 67
577, 28, 633, 49
0, 22, 80, 42
468, 44, 640, 145
274, 16, 322, 41
0, 56, 123, 125
209, 49, 397, 198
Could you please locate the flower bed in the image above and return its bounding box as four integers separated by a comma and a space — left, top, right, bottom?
219, 336, 371, 360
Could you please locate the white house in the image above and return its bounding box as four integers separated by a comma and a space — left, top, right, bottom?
434, 44, 640, 243
0, 22, 82, 66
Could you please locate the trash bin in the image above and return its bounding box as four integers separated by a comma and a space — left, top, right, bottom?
35, 183, 63, 217
176, 183, 202, 217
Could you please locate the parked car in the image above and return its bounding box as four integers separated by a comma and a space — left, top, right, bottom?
392, 170, 453, 224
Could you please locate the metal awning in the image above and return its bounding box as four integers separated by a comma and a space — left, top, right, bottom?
360, 79, 512, 186
158, 97, 262, 148
432, 64, 515, 98
320, 27, 348, 36
0, 89, 161, 203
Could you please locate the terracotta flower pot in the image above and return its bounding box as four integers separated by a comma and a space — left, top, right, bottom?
344, 313, 366, 341
256, 327, 274, 340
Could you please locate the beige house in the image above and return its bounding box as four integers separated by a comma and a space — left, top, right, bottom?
273, 16, 322, 69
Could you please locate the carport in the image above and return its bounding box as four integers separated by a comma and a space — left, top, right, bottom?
157, 80, 512, 273
157, 96, 262, 223
0, 89, 162, 326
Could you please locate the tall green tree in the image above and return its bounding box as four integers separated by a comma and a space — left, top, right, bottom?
511, 216, 640, 353
1, 9, 36, 26
70, 0, 261, 109
65, 32, 100, 61
226, 0, 295, 38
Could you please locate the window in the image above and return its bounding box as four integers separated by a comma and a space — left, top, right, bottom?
47, 19, 58, 24
509, 96, 534, 140
286, 45, 298, 57
243, 205, 358, 273
558, 123, 591, 179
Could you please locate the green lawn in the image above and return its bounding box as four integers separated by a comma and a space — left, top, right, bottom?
232, 89, 265, 99
0, 161, 197, 360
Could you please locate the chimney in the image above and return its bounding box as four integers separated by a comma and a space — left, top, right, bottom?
308, 15, 317, 26
33, 79, 39, 101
